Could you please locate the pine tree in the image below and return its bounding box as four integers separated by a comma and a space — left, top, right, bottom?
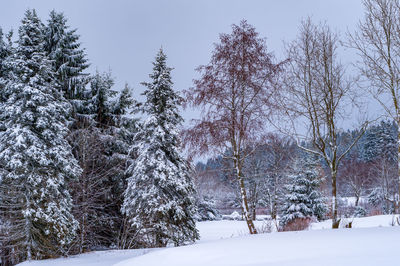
0, 27, 8, 86
0, 27, 12, 133
44, 10, 89, 100
280, 154, 327, 227
361, 120, 397, 163
0, 10, 80, 263
0, 27, 12, 96
122, 49, 199, 247
88, 71, 117, 127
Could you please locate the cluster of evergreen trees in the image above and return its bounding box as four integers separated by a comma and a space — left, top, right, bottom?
0, 9, 198, 265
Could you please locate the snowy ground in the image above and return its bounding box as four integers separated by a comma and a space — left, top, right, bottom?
17, 249, 152, 266
19, 215, 400, 266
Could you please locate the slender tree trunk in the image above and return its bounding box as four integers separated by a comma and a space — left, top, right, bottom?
25, 221, 32, 261
238, 176, 257, 234
331, 169, 340, 229
355, 194, 360, 207
252, 183, 257, 221
25, 196, 32, 261
272, 194, 278, 220
396, 120, 400, 214
233, 154, 257, 234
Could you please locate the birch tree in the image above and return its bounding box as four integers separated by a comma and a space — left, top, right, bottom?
283, 18, 366, 228
348, 0, 400, 213
184, 21, 284, 234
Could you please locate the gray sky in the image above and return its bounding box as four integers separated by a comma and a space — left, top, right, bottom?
1, 0, 366, 124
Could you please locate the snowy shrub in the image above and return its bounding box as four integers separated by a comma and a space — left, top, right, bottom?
354, 206, 367, 217
229, 211, 242, 220
256, 220, 276, 233
195, 197, 221, 221
223, 211, 242, 221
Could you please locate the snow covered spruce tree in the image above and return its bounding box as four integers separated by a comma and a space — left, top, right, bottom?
122, 49, 199, 248
0, 9, 80, 263
44, 10, 89, 100
361, 120, 397, 163
280, 154, 327, 228
0, 27, 11, 90
0, 27, 12, 131
0, 27, 13, 102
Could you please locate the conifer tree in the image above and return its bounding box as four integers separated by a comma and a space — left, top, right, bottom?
122, 49, 199, 247
280, 154, 327, 227
0, 9, 80, 263
0, 27, 8, 84
89, 71, 117, 126
0, 27, 11, 131
0, 27, 12, 95
44, 10, 89, 100
361, 120, 397, 163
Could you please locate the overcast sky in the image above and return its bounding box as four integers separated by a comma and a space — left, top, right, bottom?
1, 0, 366, 124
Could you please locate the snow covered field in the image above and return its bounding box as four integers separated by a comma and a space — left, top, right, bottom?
18, 249, 151, 266
19, 215, 400, 266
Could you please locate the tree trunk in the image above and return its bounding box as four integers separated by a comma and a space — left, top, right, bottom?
331, 169, 340, 229
237, 176, 257, 234
233, 154, 257, 234
396, 123, 400, 214
251, 182, 257, 221
25, 196, 32, 261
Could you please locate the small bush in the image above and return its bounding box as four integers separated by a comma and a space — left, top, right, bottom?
390, 215, 400, 226
281, 217, 312, 232
195, 196, 221, 221
353, 206, 367, 217
255, 220, 275, 233
222, 211, 242, 220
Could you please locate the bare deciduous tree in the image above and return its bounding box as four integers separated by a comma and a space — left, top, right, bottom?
348, 0, 400, 213
184, 20, 284, 234
340, 156, 372, 207
261, 135, 294, 220
282, 18, 366, 228
69, 128, 126, 252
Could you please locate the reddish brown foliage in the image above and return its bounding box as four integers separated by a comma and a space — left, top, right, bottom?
183, 20, 285, 158
282, 218, 312, 232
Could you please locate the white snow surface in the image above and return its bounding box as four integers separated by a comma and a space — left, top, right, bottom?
18, 249, 152, 266
18, 215, 400, 266
117, 227, 399, 266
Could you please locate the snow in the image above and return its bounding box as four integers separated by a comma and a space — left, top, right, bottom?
311, 214, 400, 230
18, 249, 153, 266
17, 215, 400, 266
196, 220, 272, 242
340, 196, 368, 206
117, 227, 400, 266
